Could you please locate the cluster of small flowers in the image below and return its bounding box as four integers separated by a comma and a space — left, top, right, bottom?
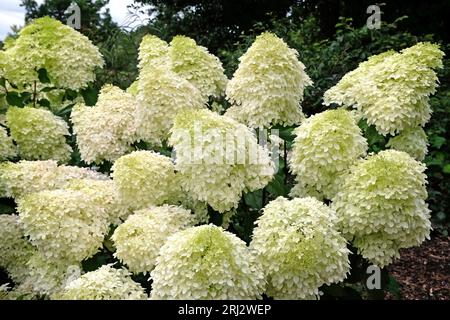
17, 189, 110, 262
324, 42, 444, 136
53, 265, 147, 300
0, 160, 107, 199
169, 109, 275, 212
225, 32, 312, 128
0, 17, 103, 90
71, 85, 139, 164
289, 109, 368, 200
331, 150, 431, 267
0, 215, 35, 283
169, 35, 228, 100
6, 107, 72, 163
251, 197, 350, 299
135, 34, 228, 145
66, 178, 129, 225
111, 150, 178, 210
112, 205, 195, 273
150, 224, 265, 299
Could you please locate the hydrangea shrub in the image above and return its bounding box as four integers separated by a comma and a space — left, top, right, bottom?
0, 17, 443, 300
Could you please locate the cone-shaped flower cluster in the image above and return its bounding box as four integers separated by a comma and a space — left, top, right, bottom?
324, 42, 444, 135
251, 197, 350, 299
54, 265, 147, 300
331, 150, 431, 267
169, 109, 274, 212
112, 205, 195, 274
111, 151, 178, 210
71, 85, 139, 164
136, 35, 204, 145
169, 36, 227, 100
0, 17, 103, 90
17, 189, 110, 262
289, 109, 368, 199
66, 178, 129, 225
6, 107, 72, 163
150, 225, 265, 299
225, 32, 312, 128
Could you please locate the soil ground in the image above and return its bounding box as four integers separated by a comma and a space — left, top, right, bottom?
387, 234, 449, 300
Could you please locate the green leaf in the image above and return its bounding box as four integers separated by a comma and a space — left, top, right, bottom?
0, 77, 6, 88
6, 91, 24, 107
244, 191, 262, 210
40, 86, 58, 92
37, 98, 51, 108
55, 103, 75, 117
63, 89, 78, 102
443, 164, 450, 174
37, 68, 51, 84
81, 86, 98, 106
266, 173, 287, 197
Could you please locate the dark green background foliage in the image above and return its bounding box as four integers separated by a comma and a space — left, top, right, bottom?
0, 0, 448, 299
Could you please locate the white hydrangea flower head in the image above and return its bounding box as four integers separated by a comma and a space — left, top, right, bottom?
289, 109, 368, 199
324, 43, 444, 135
225, 32, 312, 128
112, 205, 195, 274
17, 189, 110, 262
0, 160, 107, 199
251, 197, 350, 299
71, 85, 139, 164
0, 214, 35, 283
169, 35, 228, 100
386, 126, 428, 161
136, 65, 205, 145
331, 150, 432, 267
53, 265, 147, 300
0, 126, 16, 160
22, 252, 82, 296
138, 35, 170, 70
150, 224, 265, 299
111, 150, 178, 210
0, 160, 59, 198
6, 106, 72, 163
169, 109, 275, 213
0, 17, 103, 90
66, 178, 129, 225
135, 35, 207, 144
